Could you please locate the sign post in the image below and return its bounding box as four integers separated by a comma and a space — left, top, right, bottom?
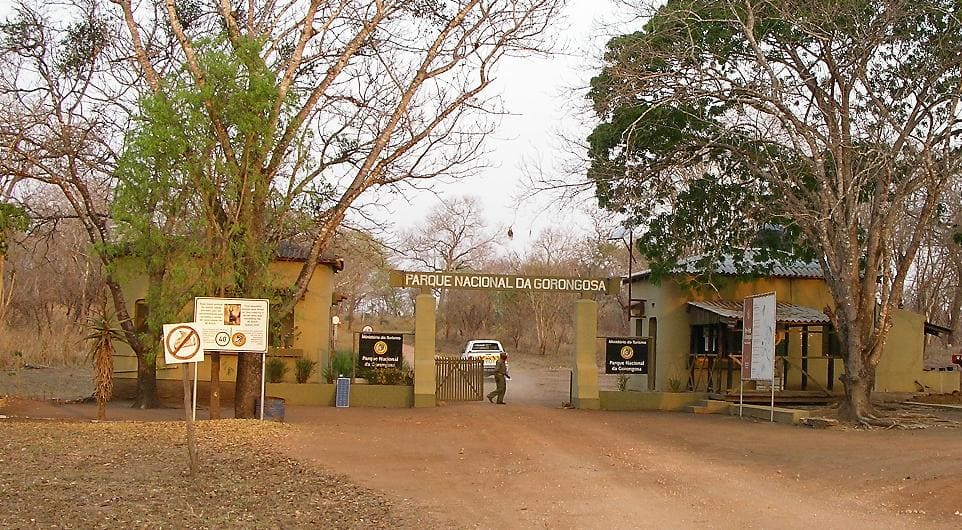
741, 293, 777, 421
163, 322, 204, 477
193, 298, 270, 419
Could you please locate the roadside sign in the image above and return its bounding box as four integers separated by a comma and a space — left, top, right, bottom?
163, 323, 204, 364
740, 292, 777, 422
193, 297, 270, 353
604, 337, 649, 374
742, 293, 776, 382
358, 332, 403, 369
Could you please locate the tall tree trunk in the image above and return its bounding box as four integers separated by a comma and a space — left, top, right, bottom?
99, 262, 159, 407
838, 364, 877, 421
234, 352, 262, 418
133, 358, 159, 409
949, 276, 962, 347
0, 253, 6, 326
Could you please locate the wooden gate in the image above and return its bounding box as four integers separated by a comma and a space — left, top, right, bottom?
435, 357, 484, 402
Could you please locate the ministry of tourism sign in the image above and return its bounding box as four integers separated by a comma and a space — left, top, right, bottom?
389, 270, 619, 295
358, 332, 403, 369
605, 337, 649, 374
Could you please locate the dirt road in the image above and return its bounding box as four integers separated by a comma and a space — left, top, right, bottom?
4, 363, 961, 528
285, 403, 961, 529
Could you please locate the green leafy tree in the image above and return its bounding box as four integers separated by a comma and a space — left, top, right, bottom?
588, 0, 962, 423
108, 0, 565, 417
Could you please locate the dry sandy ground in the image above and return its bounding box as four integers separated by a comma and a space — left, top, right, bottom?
3, 362, 962, 528
284, 402, 962, 529
0, 414, 430, 528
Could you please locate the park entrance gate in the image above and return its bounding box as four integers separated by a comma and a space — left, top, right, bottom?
389, 270, 620, 409
435, 357, 484, 401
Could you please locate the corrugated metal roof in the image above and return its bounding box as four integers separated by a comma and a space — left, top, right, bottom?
626, 251, 823, 282
688, 300, 830, 325
276, 241, 344, 271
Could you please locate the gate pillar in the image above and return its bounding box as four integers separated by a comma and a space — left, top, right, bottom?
414, 289, 437, 407
572, 297, 600, 409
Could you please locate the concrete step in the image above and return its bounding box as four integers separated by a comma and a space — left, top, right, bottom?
685, 399, 731, 415
729, 403, 810, 425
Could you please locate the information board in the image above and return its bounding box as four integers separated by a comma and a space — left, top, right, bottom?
604, 337, 649, 374
742, 293, 776, 381
358, 332, 403, 369
193, 297, 270, 353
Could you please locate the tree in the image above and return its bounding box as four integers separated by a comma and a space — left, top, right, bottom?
401, 195, 500, 339
896, 179, 962, 347
402, 196, 500, 272
84, 306, 123, 420
330, 228, 396, 324
518, 228, 578, 355
588, 1, 962, 423
106, 0, 565, 417
0, 202, 29, 326
0, 1, 159, 406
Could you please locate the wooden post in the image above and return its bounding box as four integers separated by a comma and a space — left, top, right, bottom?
209, 353, 221, 420
182, 364, 198, 478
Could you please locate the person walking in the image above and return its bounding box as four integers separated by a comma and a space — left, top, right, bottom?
487, 352, 510, 404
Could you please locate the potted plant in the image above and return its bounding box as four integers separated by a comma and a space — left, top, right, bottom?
294, 357, 317, 383
265, 356, 288, 383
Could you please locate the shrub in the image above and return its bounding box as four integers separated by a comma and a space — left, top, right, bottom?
266, 356, 288, 383
294, 357, 317, 383
357, 361, 413, 386
322, 351, 353, 383
668, 377, 683, 392
617, 374, 629, 392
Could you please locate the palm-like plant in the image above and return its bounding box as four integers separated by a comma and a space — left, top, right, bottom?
85, 306, 124, 420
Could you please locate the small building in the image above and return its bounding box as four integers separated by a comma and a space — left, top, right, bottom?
625, 253, 958, 396
112, 242, 344, 401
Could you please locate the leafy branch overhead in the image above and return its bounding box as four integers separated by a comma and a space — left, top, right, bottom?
0, 204, 29, 255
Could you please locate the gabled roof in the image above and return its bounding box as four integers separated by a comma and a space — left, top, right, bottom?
626, 251, 823, 283
688, 300, 830, 326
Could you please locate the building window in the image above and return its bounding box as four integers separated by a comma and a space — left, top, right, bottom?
134, 299, 148, 332
274, 309, 296, 348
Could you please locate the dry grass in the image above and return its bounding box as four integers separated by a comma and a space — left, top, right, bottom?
0, 418, 431, 528
0, 317, 87, 369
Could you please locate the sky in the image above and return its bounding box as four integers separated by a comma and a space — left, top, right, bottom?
383, 0, 636, 254
0, 0, 638, 253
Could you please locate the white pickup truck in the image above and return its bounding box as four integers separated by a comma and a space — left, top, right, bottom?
461, 339, 506, 377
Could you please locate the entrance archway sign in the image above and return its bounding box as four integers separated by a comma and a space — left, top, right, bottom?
390, 270, 619, 295
391, 270, 618, 409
